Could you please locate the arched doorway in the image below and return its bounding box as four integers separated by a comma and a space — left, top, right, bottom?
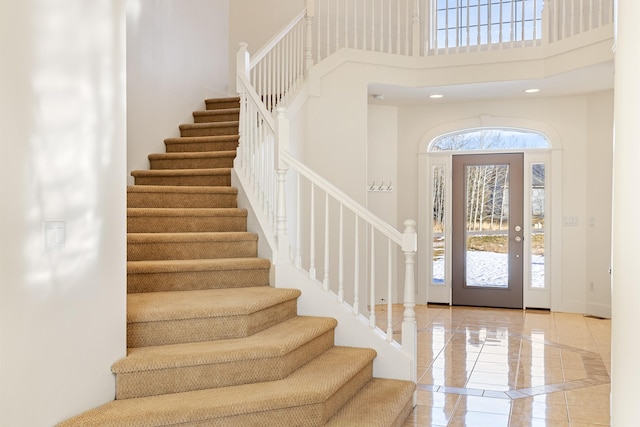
418, 124, 559, 309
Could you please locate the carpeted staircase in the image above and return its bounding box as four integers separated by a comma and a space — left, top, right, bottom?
58, 97, 415, 426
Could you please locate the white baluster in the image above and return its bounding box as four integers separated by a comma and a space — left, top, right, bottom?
386, 239, 393, 341
295, 174, 302, 268
304, 0, 320, 77
338, 203, 344, 302
309, 183, 316, 280
363, 0, 367, 50
344, 0, 349, 49
369, 225, 376, 328
353, 0, 358, 48
335, 0, 340, 53
401, 219, 417, 382
323, 192, 330, 291
353, 216, 359, 315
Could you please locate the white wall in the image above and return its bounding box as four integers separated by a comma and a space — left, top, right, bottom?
0, 1, 127, 425
127, 0, 230, 180
302, 49, 614, 313
395, 94, 613, 313
229, 0, 304, 92
585, 91, 614, 318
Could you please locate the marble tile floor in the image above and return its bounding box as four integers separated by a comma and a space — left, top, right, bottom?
377, 305, 611, 427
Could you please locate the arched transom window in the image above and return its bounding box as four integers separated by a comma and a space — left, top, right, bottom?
429, 128, 550, 152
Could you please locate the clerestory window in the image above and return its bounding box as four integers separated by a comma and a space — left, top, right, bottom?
429, 128, 549, 151
432, 0, 544, 49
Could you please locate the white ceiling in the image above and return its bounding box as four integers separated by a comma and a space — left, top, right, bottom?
368, 61, 615, 106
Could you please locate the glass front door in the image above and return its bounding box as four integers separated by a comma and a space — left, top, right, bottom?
452, 153, 524, 308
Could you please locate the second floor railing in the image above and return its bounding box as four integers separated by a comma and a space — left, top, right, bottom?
243, 1, 614, 113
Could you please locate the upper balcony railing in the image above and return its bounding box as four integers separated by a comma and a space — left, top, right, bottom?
311, 0, 614, 61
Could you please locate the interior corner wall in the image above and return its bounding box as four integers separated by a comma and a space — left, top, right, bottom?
0, 1, 127, 425
396, 95, 610, 313
585, 90, 614, 318
228, 0, 304, 92
127, 0, 229, 182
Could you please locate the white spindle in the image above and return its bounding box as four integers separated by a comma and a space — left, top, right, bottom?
295, 174, 302, 268
534, 0, 539, 40
386, 239, 393, 341
316, 2, 321, 62
326, 0, 331, 58
404, 0, 416, 56
387, 0, 391, 53
369, 226, 376, 328
344, 0, 349, 49
363, 0, 367, 50
353, 0, 358, 48
371, 0, 375, 51
396, 0, 401, 54
476, 0, 481, 46
353, 216, 360, 315
309, 182, 316, 280
521, 0, 526, 42
338, 203, 344, 302
323, 192, 330, 291
379, 0, 384, 52
335, 0, 340, 53
467, 0, 472, 47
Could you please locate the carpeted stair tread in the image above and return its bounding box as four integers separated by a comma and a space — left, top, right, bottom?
127, 231, 256, 244
112, 316, 338, 399
179, 121, 239, 138
127, 287, 299, 323
127, 185, 238, 209
205, 97, 240, 110
164, 135, 239, 153
126, 287, 300, 347
193, 108, 240, 123
127, 207, 247, 218
131, 168, 231, 178
127, 232, 258, 261
325, 378, 416, 427
115, 316, 338, 373
127, 258, 271, 293
128, 257, 271, 275
56, 347, 376, 427
127, 208, 248, 233
148, 150, 236, 170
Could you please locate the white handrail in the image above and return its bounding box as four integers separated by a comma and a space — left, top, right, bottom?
280, 151, 403, 246
250, 10, 307, 68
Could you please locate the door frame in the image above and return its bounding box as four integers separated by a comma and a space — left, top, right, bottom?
417, 122, 560, 310
451, 153, 524, 309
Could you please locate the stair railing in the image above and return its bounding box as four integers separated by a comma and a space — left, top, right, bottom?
273, 114, 417, 366
236, 36, 418, 382
246, 8, 313, 112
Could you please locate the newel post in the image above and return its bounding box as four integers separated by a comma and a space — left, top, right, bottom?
401, 219, 418, 382
275, 107, 291, 265
236, 42, 250, 91
304, 0, 315, 76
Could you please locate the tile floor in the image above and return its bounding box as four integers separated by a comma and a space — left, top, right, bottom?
380, 305, 611, 427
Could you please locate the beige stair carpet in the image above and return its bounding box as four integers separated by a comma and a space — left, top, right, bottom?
57, 96, 414, 426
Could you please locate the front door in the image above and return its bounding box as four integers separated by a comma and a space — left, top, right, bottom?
452, 153, 524, 309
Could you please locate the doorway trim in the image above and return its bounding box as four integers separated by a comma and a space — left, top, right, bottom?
417, 116, 563, 310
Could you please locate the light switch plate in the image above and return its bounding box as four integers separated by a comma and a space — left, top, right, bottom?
43, 221, 65, 251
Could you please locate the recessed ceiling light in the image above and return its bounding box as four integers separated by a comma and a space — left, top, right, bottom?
372, 94, 384, 100
429, 94, 444, 99
524, 88, 540, 93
